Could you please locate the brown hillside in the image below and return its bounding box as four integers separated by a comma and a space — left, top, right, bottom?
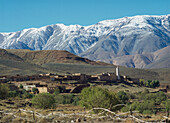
0, 49, 23, 61
7, 49, 109, 65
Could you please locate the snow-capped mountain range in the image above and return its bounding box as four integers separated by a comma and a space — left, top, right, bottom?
0, 15, 170, 68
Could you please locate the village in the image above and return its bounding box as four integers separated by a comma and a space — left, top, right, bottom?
0, 67, 170, 123
0, 67, 140, 94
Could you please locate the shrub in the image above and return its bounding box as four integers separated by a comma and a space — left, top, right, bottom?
19, 84, 23, 89
22, 92, 34, 99
122, 100, 155, 114
62, 94, 74, 104
8, 90, 18, 98
54, 94, 80, 105
117, 91, 129, 104
79, 87, 120, 111
144, 92, 166, 105
32, 88, 39, 94
72, 96, 80, 106
143, 110, 153, 115
142, 80, 160, 88
32, 93, 56, 109
54, 88, 60, 95
0, 83, 9, 99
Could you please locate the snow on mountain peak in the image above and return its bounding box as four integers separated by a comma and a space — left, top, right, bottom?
0, 14, 169, 56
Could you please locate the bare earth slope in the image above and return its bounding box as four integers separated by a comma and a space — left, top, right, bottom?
7, 49, 109, 65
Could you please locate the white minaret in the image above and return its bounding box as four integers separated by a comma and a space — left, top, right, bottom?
116, 66, 120, 80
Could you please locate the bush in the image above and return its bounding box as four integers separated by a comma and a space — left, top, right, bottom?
144, 92, 166, 105
32, 93, 56, 109
117, 91, 129, 104
79, 87, 120, 111
62, 94, 74, 104
8, 90, 18, 98
22, 92, 34, 99
32, 88, 39, 94
142, 80, 160, 88
19, 84, 23, 89
72, 96, 80, 106
122, 100, 155, 114
0, 83, 9, 99
143, 110, 153, 115
54, 88, 60, 95
54, 94, 80, 105
162, 99, 170, 113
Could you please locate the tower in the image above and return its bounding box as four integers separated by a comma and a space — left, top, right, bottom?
116, 66, 120, 80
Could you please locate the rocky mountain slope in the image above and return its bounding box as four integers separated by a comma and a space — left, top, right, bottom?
0, 15, 169, 68
110, 46, 170, 68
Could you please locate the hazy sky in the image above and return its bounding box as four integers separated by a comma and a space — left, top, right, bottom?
0, 0, 169, 32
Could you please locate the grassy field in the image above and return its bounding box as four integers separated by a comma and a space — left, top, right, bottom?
0, 58, 52, 75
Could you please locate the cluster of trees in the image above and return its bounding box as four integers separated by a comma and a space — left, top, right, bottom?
139, 79, 160, 88
31, 87, 121, 110
121, 90, 169, 114
31, 91, 80, 109
0, 83, 34, 99
78, 87, 169, 115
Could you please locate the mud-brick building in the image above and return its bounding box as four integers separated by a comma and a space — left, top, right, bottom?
72, 73, 91, 81
98, 73, 117, 81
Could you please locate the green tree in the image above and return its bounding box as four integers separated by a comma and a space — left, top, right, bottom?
152, 80, 160, 88
32, 93, 56, 109
32, 88, 39, 94
0, 83, 9, 99
19, 84, 23, 89
79, 87, 120, 111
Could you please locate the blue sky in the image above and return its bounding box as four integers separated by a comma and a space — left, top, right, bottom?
0, 0, 169, 32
